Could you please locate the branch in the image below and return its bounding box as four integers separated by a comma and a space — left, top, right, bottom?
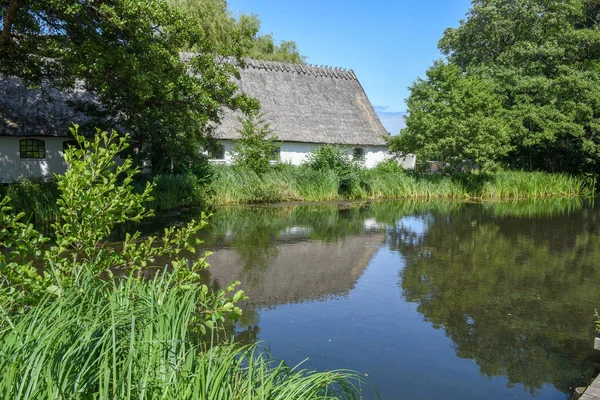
0, 0, 20, 47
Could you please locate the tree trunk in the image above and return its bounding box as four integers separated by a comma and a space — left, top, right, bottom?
0, 0, 20, 46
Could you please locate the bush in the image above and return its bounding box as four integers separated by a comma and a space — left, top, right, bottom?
233, 111, 281, 174
306, 145, 362, 196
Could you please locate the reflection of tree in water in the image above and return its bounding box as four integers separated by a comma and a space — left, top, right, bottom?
391, 202, 600, 395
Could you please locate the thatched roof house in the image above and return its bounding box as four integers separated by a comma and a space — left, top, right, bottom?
181, 55, 391, 168
0, 56, 390, 182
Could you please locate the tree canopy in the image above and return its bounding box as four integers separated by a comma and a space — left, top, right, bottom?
167, 0, 305, 63
0, 0, 303, 174
392, 0, 600, 173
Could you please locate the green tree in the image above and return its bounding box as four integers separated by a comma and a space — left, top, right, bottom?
0, 0, 257, 174
233, 111, 281, 174
389, 61, 511, 170
398, 0, 600, 173
168, 0, 305, 63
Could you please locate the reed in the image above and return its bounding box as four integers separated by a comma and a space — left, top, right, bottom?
134, 173, 207, 210
0, 272, 372, 399
0, 178, 61, 224
210, 165, 592, 204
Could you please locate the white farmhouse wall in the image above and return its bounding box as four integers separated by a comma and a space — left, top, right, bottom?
213, 140, 389, 169
0, 137, 69, 183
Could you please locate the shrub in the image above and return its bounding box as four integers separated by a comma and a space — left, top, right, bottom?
306, 145, 362, 196
0, 125, 244, 316
233, 111, 281, 175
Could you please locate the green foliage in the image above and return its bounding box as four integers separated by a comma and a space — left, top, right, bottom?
0, 128, 372, 399
0, 178, 60, 224
168, 0, 305, 63
0, 0, 256, 174
399, 0, 600, 174
134, 173, 208, 211
306, 146, 362, 196
233, 112, 281, 175
0, 270, 369, 399
209, 164, 590, 204
0, 126, 244, 319
390, 61, 511, 170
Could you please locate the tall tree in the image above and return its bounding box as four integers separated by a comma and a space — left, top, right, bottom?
168, 0, 305, 63
0, 0, 257, 173
395, 0, 600, 173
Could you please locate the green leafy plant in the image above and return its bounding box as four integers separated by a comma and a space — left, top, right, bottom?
305, 145, 362, 196
0, 125, 244, 325
233, 111, 281, 174
0, 126, 374, 399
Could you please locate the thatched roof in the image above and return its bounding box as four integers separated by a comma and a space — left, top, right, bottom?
207, 57, 389, 146
0, 76, 104, 137
1, 56, 389, 145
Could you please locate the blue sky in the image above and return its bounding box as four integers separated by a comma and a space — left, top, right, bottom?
227, 0, 473, 134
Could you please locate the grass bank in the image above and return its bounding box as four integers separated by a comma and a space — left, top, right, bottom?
1, 166, 594, 224
210, 164, 594, 204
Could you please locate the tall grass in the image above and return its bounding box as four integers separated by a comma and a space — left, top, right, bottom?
0, 271, 373, 399
0, 174, 208, 225
2, 168, 593, 223
0, 178, 61, 224
134, 173, 207, 211
210, 165, 593, 204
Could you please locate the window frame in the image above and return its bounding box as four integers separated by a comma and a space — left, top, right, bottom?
352, 147, 365, 161
209, 146, 225, 160
19, 139, 46, 159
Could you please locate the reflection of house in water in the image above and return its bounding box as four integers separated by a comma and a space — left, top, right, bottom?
206, 232, 385, 308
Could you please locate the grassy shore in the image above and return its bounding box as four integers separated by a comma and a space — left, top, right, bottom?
1, 166, 594, 224
210, 164, 594, 204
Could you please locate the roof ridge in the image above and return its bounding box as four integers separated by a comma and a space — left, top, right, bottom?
243, 57, 356, 80
178, 52, 357, 80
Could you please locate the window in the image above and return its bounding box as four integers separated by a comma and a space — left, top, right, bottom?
20, 139, 45, 159
209, 146, 225, 160
271, 147, 281, 161
353, 147, 365, 160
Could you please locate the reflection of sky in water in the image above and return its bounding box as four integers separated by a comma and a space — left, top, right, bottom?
196, 199, 600, 400
396, 215, 428, 237
252, 247, 563, 400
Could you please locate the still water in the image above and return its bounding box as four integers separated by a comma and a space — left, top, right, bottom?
151, 198, 600, 399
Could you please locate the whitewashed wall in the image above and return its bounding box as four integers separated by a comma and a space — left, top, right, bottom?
0, 137, 69, 183
213, 140, 389, 169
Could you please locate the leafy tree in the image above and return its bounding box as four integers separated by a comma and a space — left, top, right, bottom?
389, 61, 511, 170
397, 0, 600, 173
233, 111, 281, 174
168, 0, 305, 63
0, 0, 257, 174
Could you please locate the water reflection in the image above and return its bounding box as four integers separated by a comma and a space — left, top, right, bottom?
142, 197, 600, 398
392, 198, 600, 396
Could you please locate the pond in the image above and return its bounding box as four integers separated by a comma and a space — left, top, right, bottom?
146, 198, 600, 399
